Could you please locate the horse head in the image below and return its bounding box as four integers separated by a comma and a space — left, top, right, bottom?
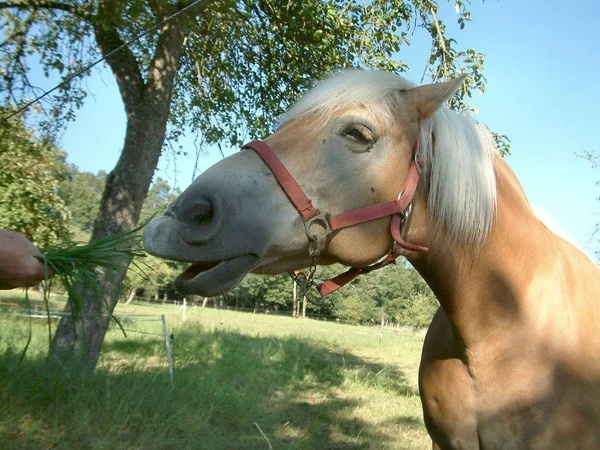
143, 70, 478, 296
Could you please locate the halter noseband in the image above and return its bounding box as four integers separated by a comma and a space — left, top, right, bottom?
241, 138, 428, 296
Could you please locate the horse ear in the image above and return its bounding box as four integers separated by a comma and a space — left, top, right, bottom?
404, 75, 467, 119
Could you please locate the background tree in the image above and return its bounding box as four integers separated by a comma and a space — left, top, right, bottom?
333, 295, 377, 325
324, 264, 437, 325
1, 0, 491, 369
57, 166, 107, 236
578, 150, 600, 261
0, 110, 70, 247
228, 274, 292, 311
138, 177, 179, 223
397, 292, 438, 327
220, 262, 438, 327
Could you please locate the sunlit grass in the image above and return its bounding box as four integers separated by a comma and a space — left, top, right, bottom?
0, 297, 430, 449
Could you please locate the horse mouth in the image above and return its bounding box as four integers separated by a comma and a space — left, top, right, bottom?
178, 261, 220, 281
175, 254, 259, 296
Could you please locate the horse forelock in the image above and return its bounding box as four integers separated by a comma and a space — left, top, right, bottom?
280, 69, 415, 130
281, 69, 498, 249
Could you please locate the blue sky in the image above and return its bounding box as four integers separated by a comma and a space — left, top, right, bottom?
53, 0, 600, 259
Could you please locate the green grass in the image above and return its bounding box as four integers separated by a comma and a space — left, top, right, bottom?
0, 292, 430, 449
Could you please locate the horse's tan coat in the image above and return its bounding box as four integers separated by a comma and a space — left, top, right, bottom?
412, 157, 600, 448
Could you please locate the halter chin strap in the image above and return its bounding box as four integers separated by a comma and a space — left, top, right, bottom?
242, 138, 428, 296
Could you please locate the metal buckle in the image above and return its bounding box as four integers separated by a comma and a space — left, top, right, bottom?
304, 210, 331, 249
414, 151, 424, 175
402, 202, 413, 221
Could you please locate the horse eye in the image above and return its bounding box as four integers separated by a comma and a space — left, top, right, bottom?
344, 125, 374, 144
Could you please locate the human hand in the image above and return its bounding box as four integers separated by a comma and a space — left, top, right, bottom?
0, 230, 52, 290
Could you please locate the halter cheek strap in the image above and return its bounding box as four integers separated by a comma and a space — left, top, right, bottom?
242, 138, 428, 296
317, 150, 428, 296
246, 140, 321, 221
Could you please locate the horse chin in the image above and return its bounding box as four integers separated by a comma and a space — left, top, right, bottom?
252, 255, 317, 275
175, 254, 259, 296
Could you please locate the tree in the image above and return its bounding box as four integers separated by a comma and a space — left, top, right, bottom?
226, 273, 292, 311
122, 253, 182, 302
333, 295, 377, 325
217, 261, 439, 326
311, 263, 438, 325
397, 292, 438, 327
58, 166, 107, 235
1, 0, 490, 369
578, 150, 600, 261
138, 177, 179, 223
0, 110, 70, 247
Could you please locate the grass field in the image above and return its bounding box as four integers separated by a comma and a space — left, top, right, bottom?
0, 290, 430, 449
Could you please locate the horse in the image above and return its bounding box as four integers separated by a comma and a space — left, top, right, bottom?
143, 69, 600, 449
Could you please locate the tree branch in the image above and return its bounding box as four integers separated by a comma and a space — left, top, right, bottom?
145, 0, 212, 111
147, 0, 174, 20
145, 20, 186, 116
93, 0, 144, 116
430, 7, 448, 80
0, 0, 94, 21
174, 0, 211, 22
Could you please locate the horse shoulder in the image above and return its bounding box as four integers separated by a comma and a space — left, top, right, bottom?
419, 307, 479, 450
473, 238, 600, 449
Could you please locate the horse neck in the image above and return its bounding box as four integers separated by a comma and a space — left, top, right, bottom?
406, 154, 549, 347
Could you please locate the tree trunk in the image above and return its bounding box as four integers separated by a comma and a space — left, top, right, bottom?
50, 112, 172, 369
292, 276, 298, 318
124, 287, 136, 305
50, 13, 187, 370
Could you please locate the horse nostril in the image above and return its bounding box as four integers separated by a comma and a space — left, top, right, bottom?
193, 200, 214, 227
177, 196, 221, 245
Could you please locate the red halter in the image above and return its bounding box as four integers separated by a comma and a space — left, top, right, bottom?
242, 139, 428, 295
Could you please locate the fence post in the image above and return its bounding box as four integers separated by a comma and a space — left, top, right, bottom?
161, 314, 174, 385
182, 298, 187, 322
379, 315, 384, 344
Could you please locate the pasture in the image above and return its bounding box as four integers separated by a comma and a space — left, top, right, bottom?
0, 291, 429, 449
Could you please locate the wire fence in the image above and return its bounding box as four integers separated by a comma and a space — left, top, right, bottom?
1, 307, 175, 385
1, 297, 428, 387
126, 295, 339, 320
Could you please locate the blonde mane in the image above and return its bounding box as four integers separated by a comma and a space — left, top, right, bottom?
282, 69, 498, 248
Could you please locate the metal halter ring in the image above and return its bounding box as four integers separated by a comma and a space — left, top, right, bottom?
402, 202, 413, 221
304, 210, 332, 251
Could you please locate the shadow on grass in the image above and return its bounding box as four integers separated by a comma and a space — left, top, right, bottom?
1, 325, 425, 449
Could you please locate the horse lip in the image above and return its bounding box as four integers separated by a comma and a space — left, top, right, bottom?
175, 254, 260, 296
178, 260, 220, 281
